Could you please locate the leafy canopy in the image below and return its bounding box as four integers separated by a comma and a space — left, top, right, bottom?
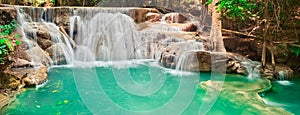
206, 0, 256, 20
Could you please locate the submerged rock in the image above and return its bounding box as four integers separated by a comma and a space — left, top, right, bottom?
200, 78, 292, 115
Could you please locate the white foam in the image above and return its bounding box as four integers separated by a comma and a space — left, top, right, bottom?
165, 70, 195, 76
277, 80, 294, 86
262, 98, 286, 107
35, 79, 48, 89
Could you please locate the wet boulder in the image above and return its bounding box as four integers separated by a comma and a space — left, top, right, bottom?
145, 12, 162, 22
181, 23, 197, 32
45, 43, 67, 65
25, 45, 52, 66
261, 64, 294, 80
37, 38, 52, 50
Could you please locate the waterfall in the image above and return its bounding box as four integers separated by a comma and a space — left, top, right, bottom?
276, 70, 293, 86
277, 71, 291, 81
172, 41, 205, 71
175, 51, 199, 71
10, 3, 216, 71
15, 6, 199, 66
239, 58, 261, 80
16, 7, 53, 66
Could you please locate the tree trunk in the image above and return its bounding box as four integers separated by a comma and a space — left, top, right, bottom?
270, 33, 276, 72
261, 0, 269, 70
168, 0, 173, 8
270, 43, 276, 71
262, 37, 266, 70
209, 0, 226, 52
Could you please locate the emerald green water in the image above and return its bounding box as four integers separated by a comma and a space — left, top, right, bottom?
262, 78, 300, 114
0, 61, 293, 114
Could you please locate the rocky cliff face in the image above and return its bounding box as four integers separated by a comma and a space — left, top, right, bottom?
0, 7, 48, 95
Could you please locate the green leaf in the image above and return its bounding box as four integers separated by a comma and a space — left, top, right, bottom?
15, 34, 19, 39
0, 39, 5, 44
206, 0, 212, 5
0, 45, 6, 49
16, 40, 21, 45
4, 39, 13, 51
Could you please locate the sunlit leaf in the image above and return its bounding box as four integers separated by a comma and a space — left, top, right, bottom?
16, 40, 21, 45
15, 34, 19, 38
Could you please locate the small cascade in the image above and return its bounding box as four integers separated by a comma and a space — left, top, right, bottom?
158, 40, 205, 70
244, 61, 261, 80
175, 50, 199, 71
277, 71, 291, 81
239, 58, 261, 80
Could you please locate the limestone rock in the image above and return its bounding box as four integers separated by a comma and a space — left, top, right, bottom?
195, 51, 212, 71
164, 13, 188, 23
37, 38, 52, 50
45, 43, 67, 65
261, 64, 294, 80
12, 58, 35, 68
11, 66, 48, 87
25, 46, 52, 66
181, 23, 197, 32
226, 53, 249, 75
146, 12, 162, 22
160, 50, 250, 75
0, 7, 17, 25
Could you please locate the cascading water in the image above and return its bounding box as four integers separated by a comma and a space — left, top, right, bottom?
276, 71, 293, 86
277, 71, 291, 81
15, 6, 207, 68
14, 5, 262, 81
16, 7, 54, 66
71, 12, 142, 61
241, 60, 261, 80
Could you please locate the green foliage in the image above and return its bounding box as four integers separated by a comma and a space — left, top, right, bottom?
206, 0, 213, 5
0, 21, 20, 62
51, 0, 55, 4
221, 0, 256, 20
289, 45, 300, 57
207, 0, 256, 20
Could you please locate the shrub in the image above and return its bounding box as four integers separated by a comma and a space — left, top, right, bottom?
0, 20, 20, 63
